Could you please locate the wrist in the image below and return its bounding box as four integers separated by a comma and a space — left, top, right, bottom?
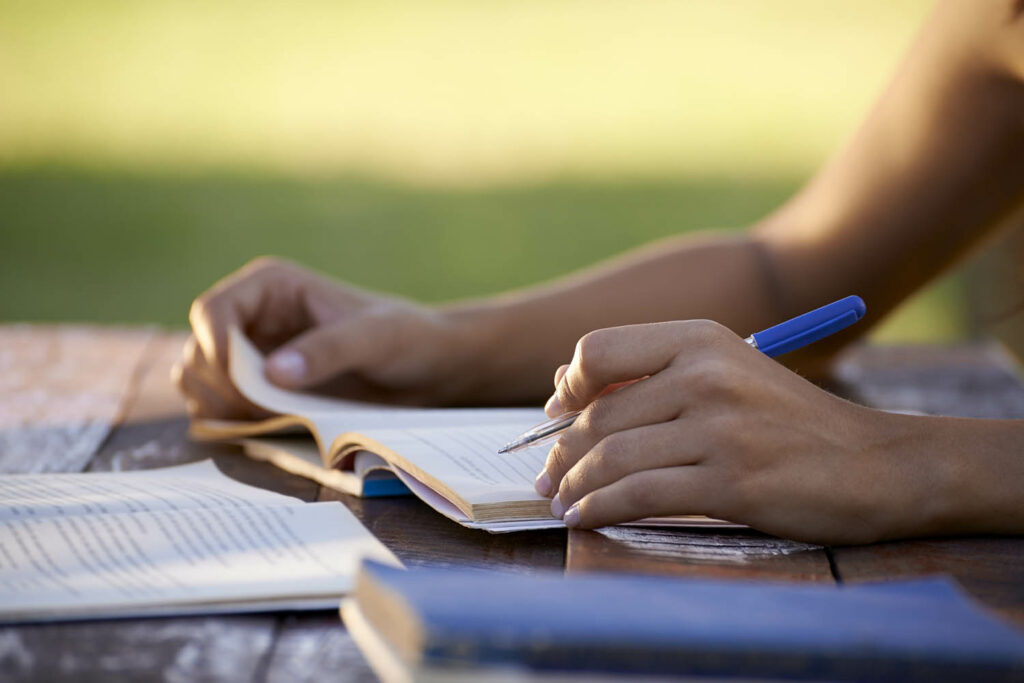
868, 413, 1023, 540
436, 302, 524, 405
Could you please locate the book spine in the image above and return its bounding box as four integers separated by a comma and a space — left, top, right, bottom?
421, 638, 1023, 681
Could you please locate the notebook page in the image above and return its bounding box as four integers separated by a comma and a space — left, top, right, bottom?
358, 423, 552, 505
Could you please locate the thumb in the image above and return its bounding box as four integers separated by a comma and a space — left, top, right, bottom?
264, 314, 396, 389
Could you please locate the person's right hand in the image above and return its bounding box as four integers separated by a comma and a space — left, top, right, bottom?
171, 257, 480, 419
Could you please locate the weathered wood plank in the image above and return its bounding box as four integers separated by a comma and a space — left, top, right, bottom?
567, 526, 833, 582
86, 332, 320, 501
0, 617, 276, 683
831, 537, 1024, 628
0, 330, 307, 683
833, 343, 1024, 419
0, 324, 153, 473
261, 613, 378, 683
10, 328, 1024, 682
322, 488, 566, 573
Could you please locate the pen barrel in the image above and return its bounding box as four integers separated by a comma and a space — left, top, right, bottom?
751, 295, 866, 358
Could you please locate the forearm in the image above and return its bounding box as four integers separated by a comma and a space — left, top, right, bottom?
880, 413, 1024, 539
442, 0, 1024, 405
755, 0, 1024, 357
443, 232, 781, 403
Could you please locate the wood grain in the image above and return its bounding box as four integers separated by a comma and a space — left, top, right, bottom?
260, 613, 378, 683
567, 526, 833, 582
323, 489, 566, 572
85, 332, 321, 500
833, 343, 1024, 419
0, 330, 295, 683
0, 617, 277, 683
0, 325, 154, 473
832, 537, 1024, 628
6, 327, 1024, 682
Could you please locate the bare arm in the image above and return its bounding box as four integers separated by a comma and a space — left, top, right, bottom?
179, 1, 1024, 417
450, 0, 1024, 401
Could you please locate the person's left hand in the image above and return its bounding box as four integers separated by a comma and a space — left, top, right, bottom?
534, 319, 930, 545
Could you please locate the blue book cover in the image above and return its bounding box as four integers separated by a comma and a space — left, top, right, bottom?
356, 560, 1024, 681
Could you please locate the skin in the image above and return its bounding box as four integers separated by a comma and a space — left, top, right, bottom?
175, 0, 1024, 544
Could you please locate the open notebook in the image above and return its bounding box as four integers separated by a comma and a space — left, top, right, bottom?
191, 329, 730, 532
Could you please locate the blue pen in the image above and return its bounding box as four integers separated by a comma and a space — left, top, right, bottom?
497, 295, 867, 454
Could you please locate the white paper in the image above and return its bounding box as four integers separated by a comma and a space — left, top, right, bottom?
0, 461, 400, 622
358, 424, 550, 505
229, 327, 543, 431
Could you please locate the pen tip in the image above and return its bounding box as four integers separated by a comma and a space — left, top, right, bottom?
497, 446, 510, 454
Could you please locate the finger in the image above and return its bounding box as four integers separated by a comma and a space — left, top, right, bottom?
189, 262, 277, 373
175, 364, 239, 420
538, 372, 685, 496
553, 364, 569, 388
561, 466, 716, 529
549, 320, 736, 415
553, 421, 705, 515
265, 312, 401, 389
180, 336, 268, 419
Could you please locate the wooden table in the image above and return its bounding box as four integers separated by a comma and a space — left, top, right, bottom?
2, 326, 1023, 681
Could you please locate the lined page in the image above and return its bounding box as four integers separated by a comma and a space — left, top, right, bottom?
0, 460, 296, 521
358, 423, 551, 505
0, 461, 400, 621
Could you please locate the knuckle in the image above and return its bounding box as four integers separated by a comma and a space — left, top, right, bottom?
586, 433, 628, 476
188, 296, 209, 324
245, 255, 286, 274
683, 319, 730, 348
577, 400, 610, 435
573, 330, 609, 376
559, 464, 585, 501
687, 358, 741, 398
181, 336, 201, 366
546, 441, 579, 480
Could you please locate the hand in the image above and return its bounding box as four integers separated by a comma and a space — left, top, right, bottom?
172, 257, 479, 419
535, 320, 935, 545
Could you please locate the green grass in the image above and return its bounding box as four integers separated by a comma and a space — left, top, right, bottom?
0, 1, 964, 341
0, 165, 964, 341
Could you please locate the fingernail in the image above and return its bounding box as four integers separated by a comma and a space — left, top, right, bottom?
563, 504, 580, 528
268, 350, 306, 383
544, 394, 563, 417
550, 494, 565, 519
534, 469, 553, 497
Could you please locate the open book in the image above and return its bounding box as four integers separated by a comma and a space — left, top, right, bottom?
192, 330, 729, 532
0, 460, 400, 623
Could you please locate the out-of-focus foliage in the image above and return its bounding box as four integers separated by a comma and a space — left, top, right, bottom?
1, 1, 958, 340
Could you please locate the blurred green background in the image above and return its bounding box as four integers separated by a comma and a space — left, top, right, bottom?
1, 0, 962, 340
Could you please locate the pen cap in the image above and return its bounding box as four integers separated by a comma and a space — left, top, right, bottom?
751, 295, 866, 358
